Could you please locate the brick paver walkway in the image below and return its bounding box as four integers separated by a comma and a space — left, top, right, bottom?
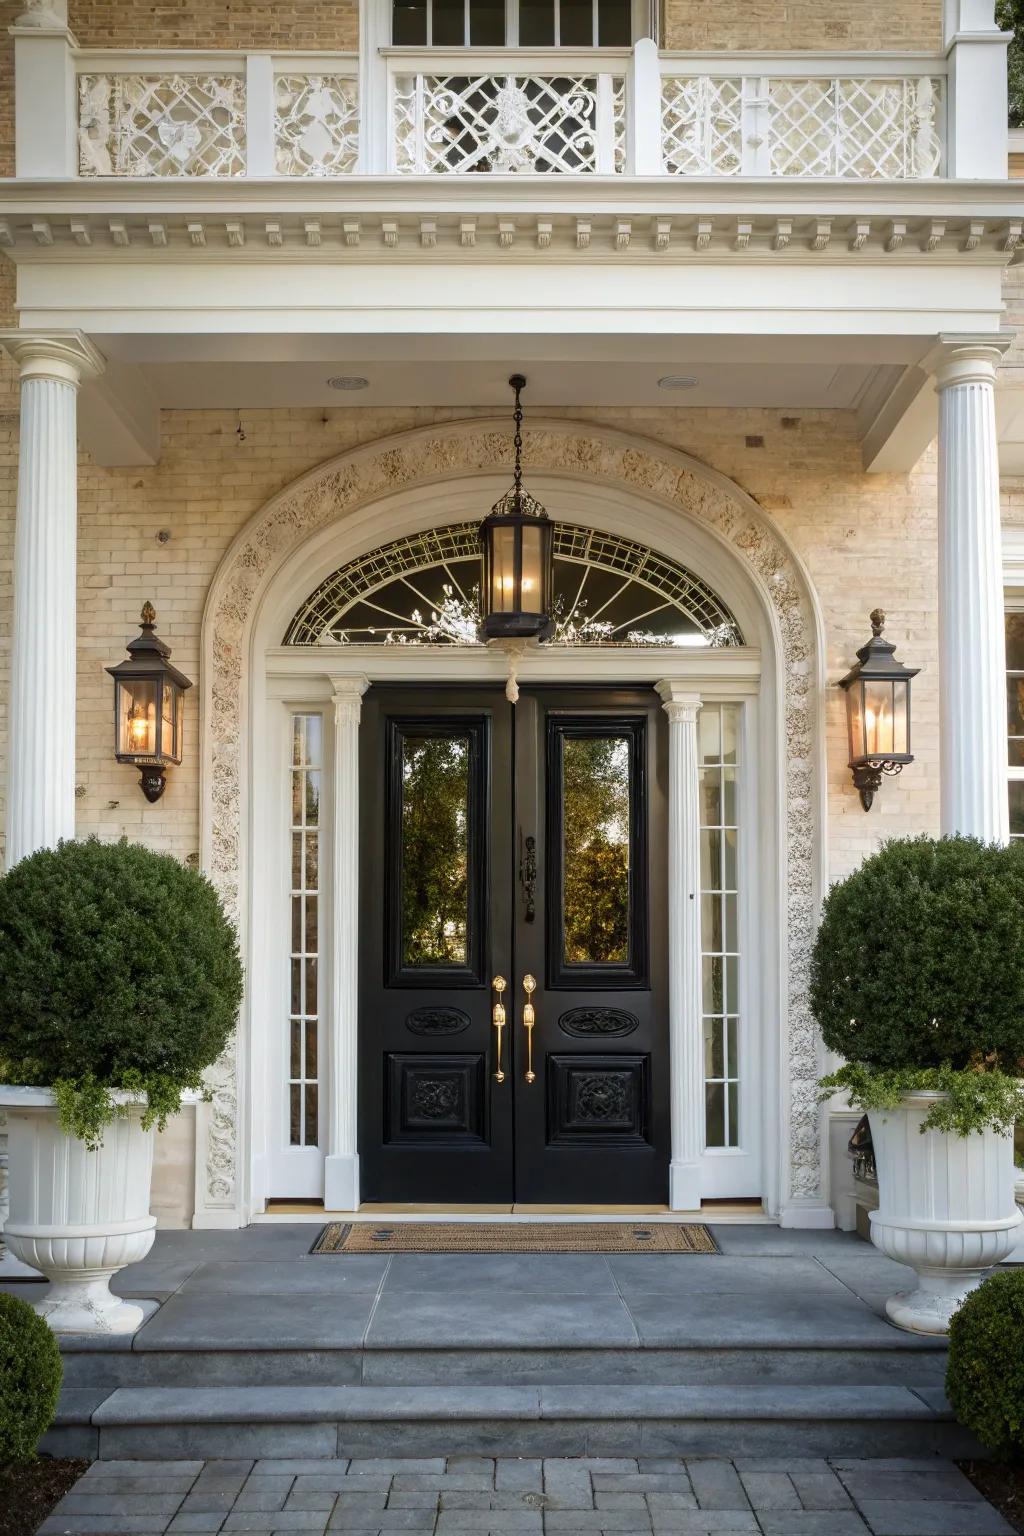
37, 1456, 1014, 1535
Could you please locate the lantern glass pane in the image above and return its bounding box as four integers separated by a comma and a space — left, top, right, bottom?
863, 679, 895, 758
846, 681, 866, 763
892, 680, 909, 755
490, 525, 517, 613
119, 678, 157, 758
519, 524, 545, 611
161, 682, 175, 763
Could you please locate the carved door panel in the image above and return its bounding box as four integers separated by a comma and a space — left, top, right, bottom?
358, 684, 669, 1205
511, 689, 669, 1205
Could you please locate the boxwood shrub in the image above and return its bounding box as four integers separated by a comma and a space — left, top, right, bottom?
0, 838, 243, 1145
811, 835, 1024, 1134
947, 1270, 1024, 1455
0, 1294, 62, 1461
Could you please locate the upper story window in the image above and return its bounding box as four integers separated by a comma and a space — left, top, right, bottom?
393, 0, 633, 47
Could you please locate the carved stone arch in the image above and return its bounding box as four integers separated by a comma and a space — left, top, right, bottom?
198, 417, 826, 1224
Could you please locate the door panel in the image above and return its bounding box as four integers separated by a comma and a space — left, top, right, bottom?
511, 688, 669, 1204
359, 688, 514, 1202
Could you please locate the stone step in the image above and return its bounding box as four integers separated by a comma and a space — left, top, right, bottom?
46, 1382, 980, 1462
59, 1339, 948, 1389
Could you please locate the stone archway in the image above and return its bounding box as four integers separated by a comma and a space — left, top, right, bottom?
197, 418, 825, 1226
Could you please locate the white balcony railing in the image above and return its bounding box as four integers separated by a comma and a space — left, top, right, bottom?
16, 29, 1002, 182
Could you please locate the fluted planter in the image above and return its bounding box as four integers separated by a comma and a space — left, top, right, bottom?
0, 1085, 156, 1334
868, 1091, 1023, 1335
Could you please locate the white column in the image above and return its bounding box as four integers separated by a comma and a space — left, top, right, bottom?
656, 683, 704, 1212
245, 54, 276, 176
0, 333, 104, 868
627, 38, 662, 175
324, 676, 369, 1211
933, 335, 1011, 842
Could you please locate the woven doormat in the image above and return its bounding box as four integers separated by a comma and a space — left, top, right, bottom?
311, 1221, 719, 1254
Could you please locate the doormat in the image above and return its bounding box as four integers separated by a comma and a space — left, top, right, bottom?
311, 1221, 719, 1254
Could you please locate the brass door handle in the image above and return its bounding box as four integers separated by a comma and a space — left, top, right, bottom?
523, 974, 536, 1084
492, 975, 507, 1083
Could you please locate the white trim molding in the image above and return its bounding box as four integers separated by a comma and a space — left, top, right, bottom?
198, 417, 828, 1228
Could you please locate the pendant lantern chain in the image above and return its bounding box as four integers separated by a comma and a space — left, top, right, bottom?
511, 372, 526, 509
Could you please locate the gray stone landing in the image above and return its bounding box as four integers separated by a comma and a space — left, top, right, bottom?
0, 1225, 982, 1462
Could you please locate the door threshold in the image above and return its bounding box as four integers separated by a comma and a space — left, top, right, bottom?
259, 1199, 770, 1224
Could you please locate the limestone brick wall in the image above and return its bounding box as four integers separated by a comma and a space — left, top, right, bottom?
0, 0, 946, 177
662, 0, 942, 52
0, 401, 943, 887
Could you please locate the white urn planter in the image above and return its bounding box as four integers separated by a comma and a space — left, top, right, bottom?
868, 1091, 1023, 1335
0, 1085, 157, 1334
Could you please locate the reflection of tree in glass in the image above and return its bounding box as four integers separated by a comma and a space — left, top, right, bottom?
563, 736, 631, 965
401, 735, 470, 965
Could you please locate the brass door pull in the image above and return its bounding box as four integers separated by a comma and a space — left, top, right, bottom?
523, 974, 537, 1084
492, 975, 507, 1083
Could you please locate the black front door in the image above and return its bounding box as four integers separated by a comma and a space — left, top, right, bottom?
358, 684, 668, 1204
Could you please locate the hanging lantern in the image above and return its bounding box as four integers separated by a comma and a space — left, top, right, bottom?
479, 374, 554, 641
838, 609, 918, 811
107, 602, 192, 803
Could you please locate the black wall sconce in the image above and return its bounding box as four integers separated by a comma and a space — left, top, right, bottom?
838, 609, 918, 811
107, 603, 192, 803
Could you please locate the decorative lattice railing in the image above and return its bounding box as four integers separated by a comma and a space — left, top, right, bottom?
390, 72, 626, 174
661, 70, 944, 178
78, 59, 359, 177
71, 48, 945, 178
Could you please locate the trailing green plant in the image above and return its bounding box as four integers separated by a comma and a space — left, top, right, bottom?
997, 0, 1024, 126
0, 1294, 62, 1461
0, 838, 243, 1148
820, 1063, 1024, 1137
811, 836, 1024, 1071
947, 1270, 1024, 1455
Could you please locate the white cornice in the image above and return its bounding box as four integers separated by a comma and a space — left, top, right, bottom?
0, 199, 1019, 266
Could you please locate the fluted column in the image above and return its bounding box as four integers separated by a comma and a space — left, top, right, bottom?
324, 676, 369, 1212
934, 336, 1011, 842
656, 683, 704, 1211
0, 334, 103, 867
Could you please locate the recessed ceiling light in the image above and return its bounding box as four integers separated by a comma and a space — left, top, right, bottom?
657, 375, 699, 391
327, 375, 369, 391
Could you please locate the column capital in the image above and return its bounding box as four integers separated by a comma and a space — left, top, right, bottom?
0, 330, 105, 387
655, 680, 701, 724
331, 675, 370, 726
925, 332, 1012, 390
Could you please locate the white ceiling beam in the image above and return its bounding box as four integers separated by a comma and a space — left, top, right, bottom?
76, 360, 161, 467
860, 365, 938, 473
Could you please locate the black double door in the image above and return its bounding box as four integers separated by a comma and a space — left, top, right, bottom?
358, 684, 669, 1205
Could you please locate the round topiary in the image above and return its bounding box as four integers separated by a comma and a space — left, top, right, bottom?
0, 838, 243, 1145
810, 835, 1024, 1072
0, 1293, 62, 1461
947, 1269, 1024, 1455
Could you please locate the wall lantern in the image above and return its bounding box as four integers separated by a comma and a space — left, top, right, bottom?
838, 609, 918, 811
106, 603, 192, 803
479, 374, 554, 642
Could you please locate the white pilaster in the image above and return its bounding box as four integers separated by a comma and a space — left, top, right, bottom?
932, 334, 1012, 842
656, 682, 704, 1212
324, 676, 369, 1211
0, 333, 104, 869
943, 0, 1011, 178
245, 55, 276, 176
627, 38, 662, 175
12, 8, 77, 178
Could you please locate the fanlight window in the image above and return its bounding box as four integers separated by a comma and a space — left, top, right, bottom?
284, 522, 743, 648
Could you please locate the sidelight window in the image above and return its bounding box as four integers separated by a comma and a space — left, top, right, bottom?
392, 0, 633, 47
699, 703, 741, 1149
1007, 610, 1024, 840
288, 713, 322, 1147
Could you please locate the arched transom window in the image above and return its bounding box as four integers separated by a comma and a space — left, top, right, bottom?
284, 522, 743, 647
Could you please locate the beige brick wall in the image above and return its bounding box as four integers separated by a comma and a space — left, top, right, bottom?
0, 0, 946, 175
662, 0, 942, 52
0, 401, 943, 887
